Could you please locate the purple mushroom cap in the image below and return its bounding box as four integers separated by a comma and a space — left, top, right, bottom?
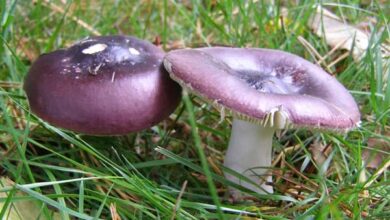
164, 47, 360, 197
164, 47, 360, 131
24, 35, 181, 135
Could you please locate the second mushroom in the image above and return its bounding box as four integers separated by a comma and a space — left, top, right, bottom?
163, 47, 360, 198
24, 35, 181, 135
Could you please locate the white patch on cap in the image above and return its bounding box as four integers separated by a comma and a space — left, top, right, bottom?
82, 43, 108, 54
128, 48, 140, 55
61, 57, 71, 63
282, 75, 293, 84
111, 71, 116, 83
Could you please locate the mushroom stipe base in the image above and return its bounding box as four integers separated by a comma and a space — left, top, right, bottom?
178, 86, 291, 196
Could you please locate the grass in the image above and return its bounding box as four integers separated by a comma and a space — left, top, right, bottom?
1, 0, 389, 219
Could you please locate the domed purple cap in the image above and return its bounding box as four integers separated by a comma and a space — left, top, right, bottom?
24, 35, 181, 135
164, 47, 360, 131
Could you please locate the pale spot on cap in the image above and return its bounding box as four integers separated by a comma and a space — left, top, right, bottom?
82, 43, 108, 54
129, 47, 140, 55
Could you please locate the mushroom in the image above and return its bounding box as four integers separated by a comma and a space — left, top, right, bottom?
24, 35, 181, 135
163, 47, 360, 197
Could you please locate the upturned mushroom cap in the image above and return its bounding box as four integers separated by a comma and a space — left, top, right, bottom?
164, 47, 360, 131
24, 35, 181, 135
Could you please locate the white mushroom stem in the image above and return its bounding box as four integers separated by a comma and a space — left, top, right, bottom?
224, 118, 275, 196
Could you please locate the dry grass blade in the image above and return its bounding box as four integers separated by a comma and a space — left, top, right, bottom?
297, 36, 333, 73
34, 0, 101, 36
0, 81, 22, 89
363, 137, 390, 169
171, 180, 188, 220
364, 159, 390, 188
110, 203, 122, 220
